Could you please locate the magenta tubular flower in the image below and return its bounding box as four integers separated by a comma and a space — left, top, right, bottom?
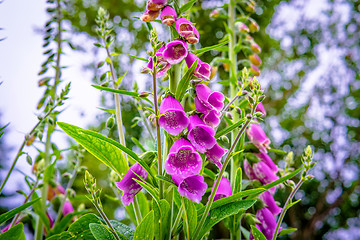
172, 175, 207, 203
140, 10, 160, 22
211, 177, 232, 201
146, 0, 167, 11
259, 191, 282, 216
116, 163, 147, 206
246, 123, 271, 153
256, 208, 277, 240
187, 114, 216, 153
205, 143, 227, 169
253, 161, 278, 194
256, 102, 266, 116
159, 95, 189, 135
63, 200, 74, 216
201, 109, 221, 127
195, 83, 224, 113
162, 39, 188, 65
244, 159, 257, 180
175, 18, 199, 44
185, 53, 211, 80
160, 6, 177, 25
255, 152, 278, 173
165, 138, 202, 177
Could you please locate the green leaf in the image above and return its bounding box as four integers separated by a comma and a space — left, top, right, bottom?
49, 210, 91, 235
175, 59, 198, 101
89, 223, 116, 240
127, 54, 148, 62
57, 122, 129, 177
153, 199, 171, 240
116, 72, 127, 86
133, 211, 154, 240
46, 213, 103, 240
92, 85, 138, 97
195, 200, 256, 240
285, 199, 301, 210
0, 198, 40, 225
182, 198, 197, 239
268, 148, 287, 154
0, 223, 26, 240
193, 40, 230, 56
234, 168, 242, 194
0, 122, 10, 132
215, 118, 246, 138
133, 179, 159, 203
109, 220, 134, 240
251, 225, 267, 240
279, 227, 297, 236
97, 107, 116, 115
179, 0, 197, 14
131, 137, 146, 152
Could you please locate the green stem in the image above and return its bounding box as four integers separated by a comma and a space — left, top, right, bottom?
170, 63, 181, 94
93, 199, 122, 240
133, 196, 142, 226
138, 101, 155, 142
272, 176, 305, 240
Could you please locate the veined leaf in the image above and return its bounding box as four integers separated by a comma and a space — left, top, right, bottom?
251, 225, 267, 240
49, 210, 91, 235
133, 179, 160, 204
182, 198, 197, 239
279, 227, 297, 236
0, 198, 40, 224
0, 223, 26, 240
127, 54, 148, 62
133, 211, 154, 240
109, 220, 134, 239
89, 223, 116, 240
193, 40, 230, 56
179, 0, 197, 14
215, 118, 246, 138
153, 199, 171, 240
175, 59, 198, 101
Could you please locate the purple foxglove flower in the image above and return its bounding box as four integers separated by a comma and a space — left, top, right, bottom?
147, 46, 172, 77
194, 83, 224, 113
187, 114, 216, 153
165, 138, 202, 177
256, 208, 277, 240
255, 152, 278, 173
46, 212, 54, 228
201, 109, 221, 127
205, 143, 227, 169
247, 123, 270, 153
211, 177, 232, 201
255, 102, 266, 116
116, 163, 148, 206
140, 10, 160, 22
175, 18, 199, 44
259, 191, 282, 216
159, 95, 189, 135
253, 161, 278, 194
162, 39, 188, 65
146, 0, 167, 11
172, 175, 207, 203
160, 6, 177, 26
185, 53, 211, 80
244, 159, 257, 180
63, 200, 74, 216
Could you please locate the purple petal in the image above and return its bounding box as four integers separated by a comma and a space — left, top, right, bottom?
211, 177, 232, 201
255, 152, 278, 173
256, 208, 277, 240
253, 161, 278, 194
175, 17, 196, 39
194, 96, 212, 114
196, 83, 224, 111
247, 123, 271, 153
147, 0, 167, 11
160, 6, 177, 25
159, 96, 189, 135
187, 114, 216, 153
185, 53, 210, 79
162, 39, 188, 65
244, 159, 257, 180
201, 109, 221, 127
140, 10, 160, 22
256, 102, 266, 116
175, 175, 207, 203
165, 138, 202, 177
259, 191, 282, 216
63, 200, 74, 216
205, 143, 227, 169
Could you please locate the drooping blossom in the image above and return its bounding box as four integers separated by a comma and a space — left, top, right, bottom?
205, 143, 227, 169
164, 138, 202, 177
175, 18, 199, 44
140, 10, 160, 22
255, 208, 277, 240
162, 39, 188, 65
159, 95, 189, 135
147, 46, 171, 77
194, 83, 224, 114
252, 161, 278, 194
236, 22, 250, 33
250, 41, 261, 53
146, 0, 167, 11
63, 200, 74, 216
116, 163, 147, 206
187, 114, 216, 153
255, 152, 278, 173
259, 191, 282, 216
244, 159, 257, 180
250, 64, 260, 76
185, 53, 211, 80
210, 177, 232, 201
255, 102, 266, 117
201, 109, 221, 127
249, 54, 262, 66
247, 123, 270, 153
160, 6, 177, 25
172, 175, 207, 203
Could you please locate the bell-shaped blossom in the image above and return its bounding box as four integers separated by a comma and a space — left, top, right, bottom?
175, 18, 199, 44
172, 175, 207, 203
116, 163, 147, 206
236, 22, 249, 33
211, 177, 232, 201
250, 64, 260, 76
253, 161, 278, 194
250, 41, 261, 53
162, 39, 188, 65
249, 54, 262, 66
160, 6, 177, 25
159, 95, 189, 135
146, 0, 167, 11
255, 152, 278, 173
63, 200, 74, 216
247, 123, 270, 153
185, 53, 211, 80
255, 102, 266, 117
147, 46, 172, 77
165, 138, 202, 177
195, 83, 224, 113
187, 114, 216, 153
205, 143, 227, 169
140, 10, 160, 22
259, 191, 282, 216
255, 208, 277, 240
201, 109, 221, 127
244, 159, 257, 180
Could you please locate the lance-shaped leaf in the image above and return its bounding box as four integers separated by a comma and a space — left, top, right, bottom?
153, 199, 171, 240
179, 0, 197, 14
182, 198, 197, 239
0, 198, 40, 224
133, 211, 154, 240
215, 118, 245, 138
175, 59, 198, 101
89, 223, 116, 240
193, 40, 230, 56
251, 225, 267, 240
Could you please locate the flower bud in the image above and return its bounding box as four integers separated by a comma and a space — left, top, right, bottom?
249, 19, 259, 32
210, 66, 218, 80
246, 35, 254, 41
101, 82, 109, 87
140, 10, 160, 22
26, 133, 36, 146
139, 91, 150, 97
225, 112, 233, 120
210, 9, 220, 18
235, 22, 249, 33
148, 114, 156, 125
236, 107, 242, 115
106, 116, 115, 129
250, 41, 261, 53
249, 54, 262, 66
245, 2, 255, 13
140, 151, 157, 166
141, 67, 151, 74
223, 62, 230, 72
250, 64, 260, 76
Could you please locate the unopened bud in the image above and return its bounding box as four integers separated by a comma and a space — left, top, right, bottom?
305, 145, 312, 157
246, 35, 254, 41
242, 90, 249, 96
140, 10, 160, 22
106, 116, 115, 129
190, 79, 202, 87
26, 155, 32, 165
305, 175, 314, 181
245, 2, 255, 13
101, 82, 109, 87
251, 42, 261, 53
141, 67, 151, 74
287, 180, 296, 188
139, 91, 150, 97
235, 22, 249, 33
38, 77, 50, 87
223, 62, 230, 72
140, 151, 157, 166
225, 112, 233, 120
219, 135, 230, 149
26, 133, 36, 146
249, 54, 262, 66
148, 114, 156, 125
249, 19, 259, 32
157, 61, 168, 69
250, 64, 260, 76
210, 66, 218, 80
209, 9, 220, 18
254, 112, 263, 118
246, 113, 252, 120
235, 107, 242, 116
